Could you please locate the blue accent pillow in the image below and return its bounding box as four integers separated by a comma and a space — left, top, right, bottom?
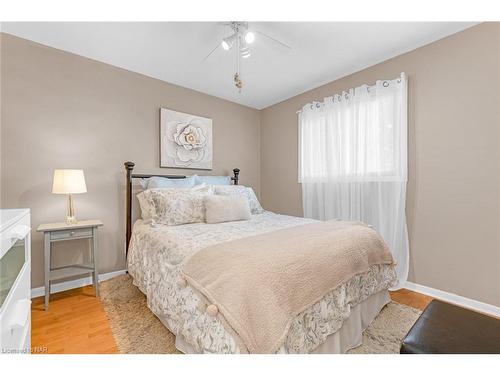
144, 175, 197, 189
194, 175, 231, 186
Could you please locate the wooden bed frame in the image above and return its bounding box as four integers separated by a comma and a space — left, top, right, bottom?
124, 161, 240, 255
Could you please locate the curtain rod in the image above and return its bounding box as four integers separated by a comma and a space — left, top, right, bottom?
296, 72, 406, 114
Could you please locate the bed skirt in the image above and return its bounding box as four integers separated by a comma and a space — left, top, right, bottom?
173, 289, 391, 354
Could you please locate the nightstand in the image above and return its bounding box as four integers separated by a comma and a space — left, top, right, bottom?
36, 220, 103, 311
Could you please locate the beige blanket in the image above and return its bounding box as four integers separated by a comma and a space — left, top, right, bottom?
181, 220, 395, 353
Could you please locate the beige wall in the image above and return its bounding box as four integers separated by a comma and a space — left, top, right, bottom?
0, 33, 261, 289
261, 23, 500, 306
2, 24, 500, 307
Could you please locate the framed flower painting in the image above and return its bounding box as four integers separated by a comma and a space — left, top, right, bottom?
160, 108, 213, 170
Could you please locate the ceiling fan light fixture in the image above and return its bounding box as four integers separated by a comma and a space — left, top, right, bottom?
221, 34, 236, 51
244, 31, 255, 44
203, 22, 291, 93
221, 40, 230, 50
241, 47, 251, 58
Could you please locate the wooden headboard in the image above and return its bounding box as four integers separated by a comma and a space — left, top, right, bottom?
124, 161, 240, 255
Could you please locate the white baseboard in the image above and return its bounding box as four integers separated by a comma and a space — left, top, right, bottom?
403, 281, 500, 318
31, 269, 127, 298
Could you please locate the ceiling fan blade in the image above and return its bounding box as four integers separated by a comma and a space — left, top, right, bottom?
255, 30, 292, 50
203, 42, 221, 61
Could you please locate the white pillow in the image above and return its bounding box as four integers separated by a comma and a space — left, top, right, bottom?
214, 185, 264, 214
204, 195, 251, 224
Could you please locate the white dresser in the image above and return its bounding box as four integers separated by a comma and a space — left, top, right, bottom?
0, 209, 31, 354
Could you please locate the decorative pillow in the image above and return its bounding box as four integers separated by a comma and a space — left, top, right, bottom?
148, 185, 213, 226
204, 195, 251, 224
137, 190, 155, 220
140, 175, 196, 189
245, 187, 264, 214
214, 185, 264, 214
137, 183, 211, 220
194, 175, 231, 186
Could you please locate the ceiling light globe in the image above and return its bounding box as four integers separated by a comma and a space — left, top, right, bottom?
245, 31, 255, 44
221, 40, 230, 50
241, 48, 251, 58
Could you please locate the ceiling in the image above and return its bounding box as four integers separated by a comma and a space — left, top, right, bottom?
1, 22, 477, 109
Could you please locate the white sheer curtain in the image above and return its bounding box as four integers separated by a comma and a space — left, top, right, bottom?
298, 73, 408, 288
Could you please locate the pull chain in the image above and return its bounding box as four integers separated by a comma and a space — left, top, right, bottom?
234, 34, 243, 93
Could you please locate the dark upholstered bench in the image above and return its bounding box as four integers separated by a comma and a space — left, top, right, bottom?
401, 299, 500, 354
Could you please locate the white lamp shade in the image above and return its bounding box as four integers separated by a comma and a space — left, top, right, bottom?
52, 169, 87, 194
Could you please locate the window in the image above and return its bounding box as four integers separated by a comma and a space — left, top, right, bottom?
298, 77, 407, 183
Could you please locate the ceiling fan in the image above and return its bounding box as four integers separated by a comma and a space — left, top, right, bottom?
204, 22, 291, 93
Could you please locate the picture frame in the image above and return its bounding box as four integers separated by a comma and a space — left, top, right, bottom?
160, 108, 213, 170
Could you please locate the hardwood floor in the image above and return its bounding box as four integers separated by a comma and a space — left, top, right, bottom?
31, 285, 118, 354
31, 286, 433, 354
390, 289, 434, 311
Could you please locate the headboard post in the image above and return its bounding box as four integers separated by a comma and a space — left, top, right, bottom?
125, 161, 135, 255
232, 168, 240, 185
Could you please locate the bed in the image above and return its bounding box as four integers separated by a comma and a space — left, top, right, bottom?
124, 162, 397, 354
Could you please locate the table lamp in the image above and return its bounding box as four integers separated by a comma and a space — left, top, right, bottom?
52, 169, 87, 224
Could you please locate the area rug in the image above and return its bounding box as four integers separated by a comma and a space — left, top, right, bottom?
100, 274, 421, 354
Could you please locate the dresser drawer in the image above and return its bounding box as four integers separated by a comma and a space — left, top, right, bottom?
50, 228, 93, 241
0, 209, 31, 353
0, 263, 31, 353
1, 212, 30, 312
1, 213, 30, 256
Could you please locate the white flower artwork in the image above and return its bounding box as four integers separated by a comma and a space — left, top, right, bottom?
160, 108, 213, 170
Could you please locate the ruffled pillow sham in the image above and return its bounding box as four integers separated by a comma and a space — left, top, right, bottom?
138, 184, 213, 225
137, 190, 156, 220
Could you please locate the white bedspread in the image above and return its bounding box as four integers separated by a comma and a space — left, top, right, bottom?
127, 211, 397, 353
